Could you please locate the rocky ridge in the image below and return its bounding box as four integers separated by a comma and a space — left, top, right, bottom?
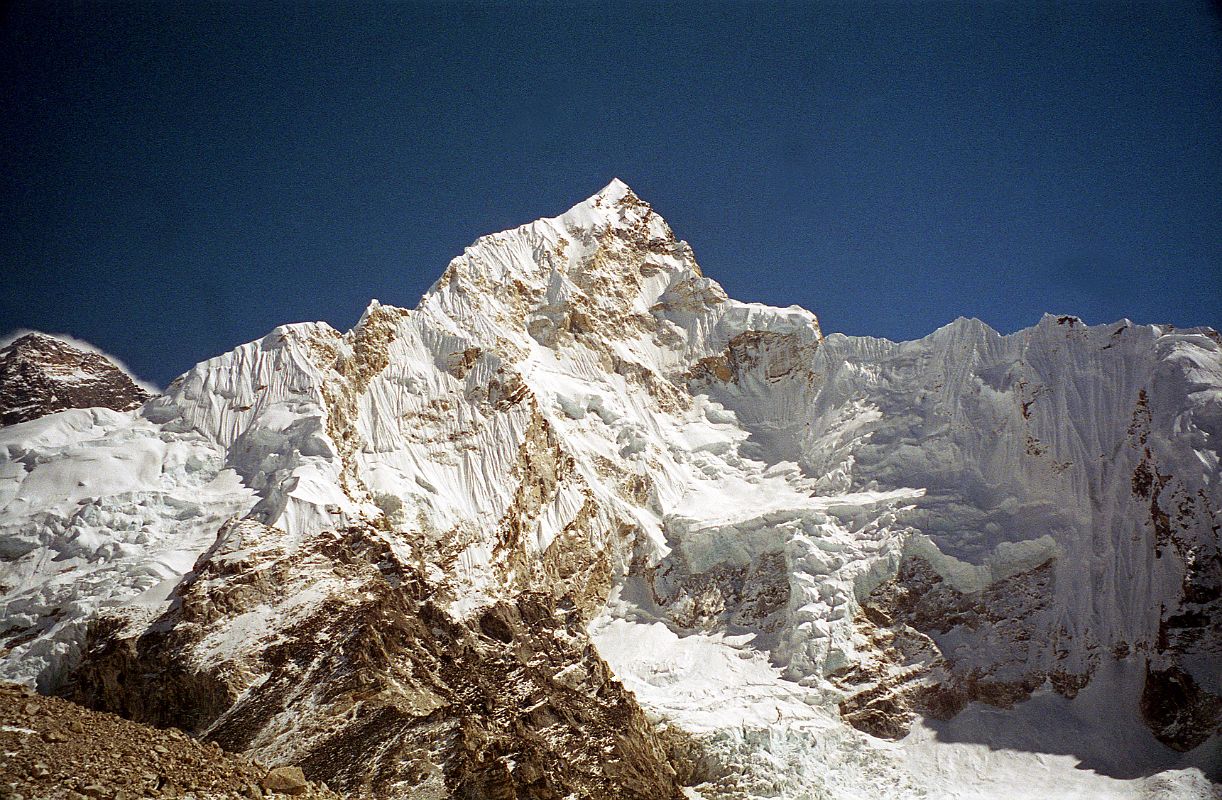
67, 519, 684, 800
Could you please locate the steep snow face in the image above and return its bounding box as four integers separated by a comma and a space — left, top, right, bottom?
594, 310, 1221, 796
831, 321, 1221, 721
353, 180, 831, 612
145, 320, 353, 538
666, 310, 1221, 792
0, 180, 1218, 798
696, 315, 1221, 676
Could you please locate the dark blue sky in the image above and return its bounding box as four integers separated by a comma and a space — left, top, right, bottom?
3, 2, 1220, 386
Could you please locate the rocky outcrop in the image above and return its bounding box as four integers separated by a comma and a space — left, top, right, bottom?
68, 520, 685, 799
1141, 665, 1222, 752
834, 556, 1066, 739
0, 681, 337, 799
0, 332, 151, 425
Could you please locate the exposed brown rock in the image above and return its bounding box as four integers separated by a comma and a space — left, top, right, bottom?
1126, 402, 1222, 751
688, 330, 820, 388
0, 333, 151, 426
68, 521, 686, 799
646, 550, 790, 636
1140, 665, 1222, 752
834, 555, 1064, 740
263, 766, 309, 795
0, 682, 336, 799
321, 303, 405, 502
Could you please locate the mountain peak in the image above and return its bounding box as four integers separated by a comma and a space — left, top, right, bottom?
421, 180, 724, 347
0, 331, 154, 425
589, 176, 634, 203
549, 177, 652, 233
2, 186, 1220, 798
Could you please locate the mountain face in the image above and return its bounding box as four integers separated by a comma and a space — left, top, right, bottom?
1, 181, 1219, 799
0, 332, 152, 426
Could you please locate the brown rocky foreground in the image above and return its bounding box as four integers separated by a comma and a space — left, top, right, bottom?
0, 683, 337, 799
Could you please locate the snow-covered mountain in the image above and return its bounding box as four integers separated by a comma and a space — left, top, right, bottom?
1, 180, 1218, 799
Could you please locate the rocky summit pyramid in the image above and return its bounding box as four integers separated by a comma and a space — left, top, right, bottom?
0, 332, 152, 426
1, 181, 1219, 799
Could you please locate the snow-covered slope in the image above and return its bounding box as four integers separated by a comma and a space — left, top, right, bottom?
1, 180, 1218, 798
